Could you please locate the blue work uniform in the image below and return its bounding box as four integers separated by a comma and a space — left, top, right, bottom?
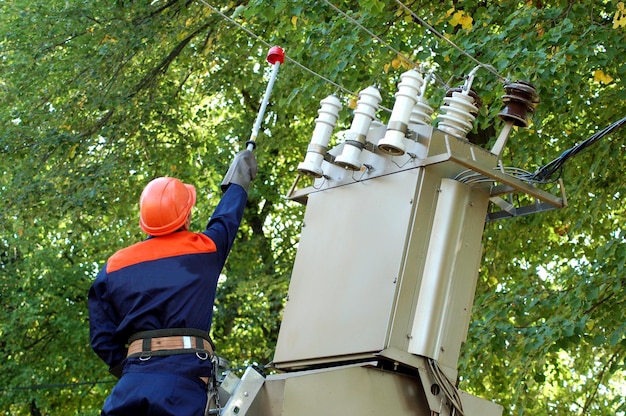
88, 184, 248, 415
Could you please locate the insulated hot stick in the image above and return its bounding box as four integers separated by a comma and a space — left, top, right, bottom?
247, 46, 285, 151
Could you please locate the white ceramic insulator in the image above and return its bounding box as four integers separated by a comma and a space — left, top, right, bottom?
298, 95, 342, 177
351, 86, 382, 137
311, 95, 342, 146
437, 92, 477, 138
389, 70, 424, 128
335, 86, 382, 170
378, 70, 424, 155
409, 96, 434, 126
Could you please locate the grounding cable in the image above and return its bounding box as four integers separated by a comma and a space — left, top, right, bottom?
394, 0, 509, 84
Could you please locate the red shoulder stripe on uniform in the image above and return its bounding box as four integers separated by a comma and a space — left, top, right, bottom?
106, 232, 217, 273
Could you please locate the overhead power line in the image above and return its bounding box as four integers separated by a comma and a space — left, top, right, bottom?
0, 379, 116, 392
199, 0, 510, 95
322, 0, 414, 67
319, 2, 421, 73
197, 0, 358, 98
394, 0, 509, 84
526, 116, 626, 183
320, 0, 447, 88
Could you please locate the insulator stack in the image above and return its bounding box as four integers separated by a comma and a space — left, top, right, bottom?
498, 81, 540, 128
297, 95, 342, 178
437, 88, 481, 139
409, 96, 434, 126
335, 86, 382, 170
377, 70, 424, 156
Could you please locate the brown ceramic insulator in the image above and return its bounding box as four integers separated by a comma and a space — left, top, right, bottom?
445, 87, 483, 115
498, 81, 540, 128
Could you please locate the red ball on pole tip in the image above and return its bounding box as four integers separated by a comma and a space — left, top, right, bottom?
266, 46, 285, 65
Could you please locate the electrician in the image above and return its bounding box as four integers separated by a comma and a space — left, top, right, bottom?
88, 150, 257, 415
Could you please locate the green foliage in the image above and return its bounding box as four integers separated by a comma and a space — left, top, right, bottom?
1, 0, 625, 414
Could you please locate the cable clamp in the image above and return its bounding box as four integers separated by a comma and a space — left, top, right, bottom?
307, 143, 328, 154
386, 121, 408, 135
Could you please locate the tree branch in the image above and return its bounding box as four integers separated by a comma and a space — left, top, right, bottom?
580, 350, 620, 415
584, 292, 615, 315
129, 21, 212, 98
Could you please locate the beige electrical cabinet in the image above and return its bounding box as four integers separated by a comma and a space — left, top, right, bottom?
274, 128, 491, 374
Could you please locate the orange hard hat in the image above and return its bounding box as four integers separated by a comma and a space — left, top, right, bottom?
139, 177, 196, 236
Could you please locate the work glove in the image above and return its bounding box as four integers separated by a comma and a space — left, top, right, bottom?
221, 149, 258, 194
